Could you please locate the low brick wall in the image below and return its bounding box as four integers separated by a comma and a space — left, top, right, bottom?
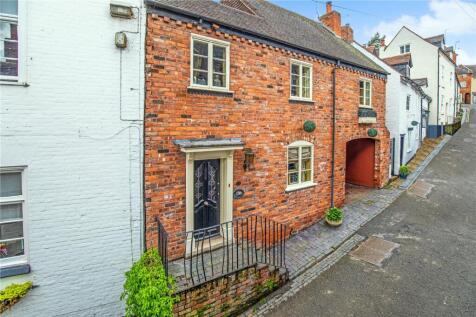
173, 265, 288, 317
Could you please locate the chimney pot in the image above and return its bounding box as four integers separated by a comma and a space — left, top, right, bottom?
326, 1, 332, 13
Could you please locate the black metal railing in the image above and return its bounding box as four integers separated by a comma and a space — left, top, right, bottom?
157, 218, 169, 276
157, 215, 291, 289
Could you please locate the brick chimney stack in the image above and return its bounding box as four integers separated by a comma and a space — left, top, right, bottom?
320, 1, 342, 37
379, 38, 385, 49
319, 2, 354, 43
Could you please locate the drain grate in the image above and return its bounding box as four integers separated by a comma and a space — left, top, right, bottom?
350, 236, 399, 267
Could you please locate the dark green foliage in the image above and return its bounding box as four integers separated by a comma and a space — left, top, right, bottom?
399, 165, 410, 177
303, 120, 316, 133
0, 281, 33, 313
121, 249, 177, 317
367, 128, 378, 137
325, 207, 343, 221
367, 32, 385, 48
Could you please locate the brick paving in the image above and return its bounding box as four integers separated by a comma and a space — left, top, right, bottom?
285, 187, 402, 279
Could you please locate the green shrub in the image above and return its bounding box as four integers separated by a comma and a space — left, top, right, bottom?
121, 249, 177, 317
399, 165, 410, 176
0, 281, 33, 313
325, 207, 343, 221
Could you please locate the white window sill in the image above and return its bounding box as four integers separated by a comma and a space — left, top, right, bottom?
359, 105, 373, 109
289, 97, 314, 103
285, 182, 316, 193
187, 85, 232, 94
0, 81, 29, 87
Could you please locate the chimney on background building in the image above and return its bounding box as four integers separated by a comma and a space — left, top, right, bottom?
379, 38, 386, 49
320, 1, 342, 37
319, 2, 353, 43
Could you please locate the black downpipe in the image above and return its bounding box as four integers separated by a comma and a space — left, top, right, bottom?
330, 63, 338, 208
436, 53, 440, 136
420, 97, 423, 146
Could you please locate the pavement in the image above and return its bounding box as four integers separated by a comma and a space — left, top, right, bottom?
263, 106, 476, 317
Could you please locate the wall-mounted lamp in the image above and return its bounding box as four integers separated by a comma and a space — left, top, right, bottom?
243, 148, 255, 171
110, 3, 134, 19
115, 32, 127, 48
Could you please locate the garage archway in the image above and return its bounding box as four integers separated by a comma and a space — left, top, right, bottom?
345, 138, 376, 188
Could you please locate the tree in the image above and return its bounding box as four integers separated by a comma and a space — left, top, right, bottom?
368, 32, 385, 48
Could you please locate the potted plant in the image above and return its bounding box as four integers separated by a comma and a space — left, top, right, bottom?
325, 207, 343, 227
399, 165, 410, 179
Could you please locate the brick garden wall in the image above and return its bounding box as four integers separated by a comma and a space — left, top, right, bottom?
145, 14, 389, 258
173, 265, 287, 317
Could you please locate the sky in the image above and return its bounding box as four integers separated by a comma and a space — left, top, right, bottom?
268, 0, 476, 65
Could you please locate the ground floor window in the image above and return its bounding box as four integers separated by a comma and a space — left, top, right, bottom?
407, 130, 412, 152
0, 168, 26, 266
287, 141, 313, 189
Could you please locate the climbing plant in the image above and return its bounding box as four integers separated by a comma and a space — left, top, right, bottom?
121, 248, 177, 317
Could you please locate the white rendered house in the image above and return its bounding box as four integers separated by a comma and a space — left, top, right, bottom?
380, 27, 457, 138
0, 1, 145, 316
353, 43, 431, 175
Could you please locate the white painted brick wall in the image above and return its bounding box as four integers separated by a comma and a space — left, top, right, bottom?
0, 1, 145, 316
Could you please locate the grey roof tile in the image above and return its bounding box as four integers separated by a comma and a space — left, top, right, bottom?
148, 0, 386, 74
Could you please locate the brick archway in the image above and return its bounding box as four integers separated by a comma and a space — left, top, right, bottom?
345, 138, 376, 188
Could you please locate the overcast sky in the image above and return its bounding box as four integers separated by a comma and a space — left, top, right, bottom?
269, 0, 476, 65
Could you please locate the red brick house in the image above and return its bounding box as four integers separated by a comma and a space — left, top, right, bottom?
144, 0, 390, 260
457, 65, 473, 104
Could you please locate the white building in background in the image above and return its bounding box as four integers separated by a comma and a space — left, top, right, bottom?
353, 43, 431, 175
380, 27, 457, 138
0, 1, 145, 316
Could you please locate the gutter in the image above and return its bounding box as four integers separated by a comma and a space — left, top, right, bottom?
145, 0, 387, 77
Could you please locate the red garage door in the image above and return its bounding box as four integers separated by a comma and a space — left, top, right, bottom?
346, 138, 375, 187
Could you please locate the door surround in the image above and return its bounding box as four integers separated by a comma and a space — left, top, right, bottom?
183, 146, 242, 233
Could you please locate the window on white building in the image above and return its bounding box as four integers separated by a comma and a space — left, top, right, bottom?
359, 79, 372, 107
0, 168, 27, 266
290, 60, 312, 100
407, 130, 412, 152
0, 0, 19, 79
190, 34, 230, 90
287, 141, 314, 190
400, 44, 410, 54
406, 95, 411, 111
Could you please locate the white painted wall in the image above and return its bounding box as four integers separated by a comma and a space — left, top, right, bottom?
353, 42, 427, 175
0, 1, 145, 316
381, 27, 456, 128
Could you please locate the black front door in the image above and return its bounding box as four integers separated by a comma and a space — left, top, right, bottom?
194, 159, 220, 235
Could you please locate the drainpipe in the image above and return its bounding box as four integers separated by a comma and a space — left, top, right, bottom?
420, 97, 423, 146
436, 53, 440, 136
330, 62, 339, 208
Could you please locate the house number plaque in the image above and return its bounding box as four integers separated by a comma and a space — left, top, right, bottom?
233, 189, 244, 199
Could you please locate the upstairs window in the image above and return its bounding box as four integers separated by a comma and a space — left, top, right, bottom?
0, 0, 18, 79
190, 34, 230, 91
287, 141, 314, 190
400, 44, 410, 54
290, 60, 312, 100
359, 79, 372, 107
406, 95, 411, 110
0, 168, 27, 266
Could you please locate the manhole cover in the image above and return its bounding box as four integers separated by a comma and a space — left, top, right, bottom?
408, 180, 434, 199
350, 236, 399, 267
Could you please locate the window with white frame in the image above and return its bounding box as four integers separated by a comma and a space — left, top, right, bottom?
0, 168, 26, 265
190, 34, 230, 90
400, 44, 410, 54
359, 79, 372, 107
287, 141, 313, 189
407, 130, 412, 152
0, 0, 19, 79
406, 95, 411, 110
290, 60, 312, 100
